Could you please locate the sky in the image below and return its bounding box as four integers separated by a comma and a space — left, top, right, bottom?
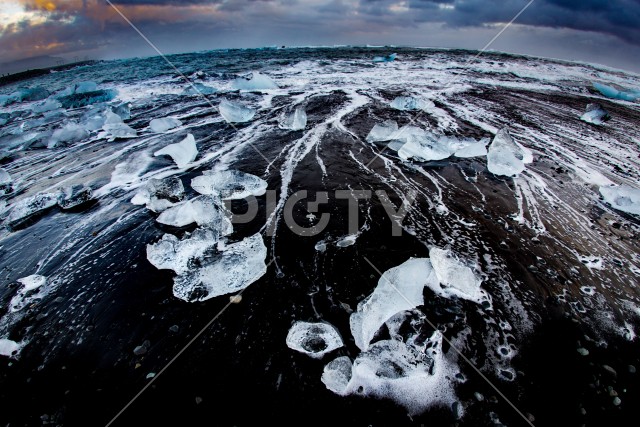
1, 0, 640, 73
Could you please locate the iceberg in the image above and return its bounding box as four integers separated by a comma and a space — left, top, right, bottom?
49, 122, 90, 148
279, 107, 307, 131
428, 247, 486, 303
580, 103, 610, 125
181, 82, 217, 95
373, 53, 397, 63
191, 169, 267, 200
286, 321, 344, 359
599, 184, 640, 215
593, 82, 640, 102
486, 127, 525, 177
102, 110, 137, 141
0, 168, 12, 195
150, 117, 182, 133
321, 356, 353, 395
57, 185, 94, 210
366, 120, 398, 143
31, 98, 62, 114
156, 196, 233, 231
5, 192, 59, 230
232, 72, 278, 91
153, 134, 198, 168
390, 96, 434, 111
58, 89, 117, 109
218, 99, 256, 123
350, 257, 438, 351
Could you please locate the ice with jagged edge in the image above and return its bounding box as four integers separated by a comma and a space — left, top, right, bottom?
429, 247, 487, 303
580, 103, 610, 125
156, 195, 233, 229
149, 117, 182, 133
218, 99, 256, 123
453, 138, 489, 158
132, 176, 185, 212
232, 72, 278, 91
279, 107, 307, 131
5, 192, 59, 230
321, 356, 353, 395
486, 127, 525, 176
398, 130, 456, 161
286, 321, 344, 359
59, 89, 117, 109
599, 184, 640, 215
191, 169, 267, 200
57, 185, 93, 210
0, 168, 12, 195
390, 96, 434, 111
48, 122, 90, 148
366, 120, 398, 143
59, 81, 98, 96
170, 233, 268, 302
154, 134, 198, 168
147, 228, 222, 275
350, 258, 438, 351
102, 110, 137, 141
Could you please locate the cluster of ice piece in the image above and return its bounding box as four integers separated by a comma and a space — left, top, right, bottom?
132, 176, 185, 212
150, 117, 182, 133
486, 127, 526, 177
154, 134, 198, 168
580, 103, 610, 125
5, 192, 59, 230
599, 184, 640, 215
232, 72, 278, 91
102, 110, 137, 141
286, 321, 344, 359
156, 195, 234, 230
279, 107, 307, 131
218, 99, 256, 123
373, 53, 397, 63
191, 169, 267, 200
390, 96, 434, 111
593, 82, 640, 102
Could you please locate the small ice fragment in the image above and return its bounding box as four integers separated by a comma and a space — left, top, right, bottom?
321, 356, 353, 395
57, 185, 93, 209
336, 234, 357, 247
390, 96, 434, 111
154, 134, 198, 168
286, 321, 344, 359
181, 82, 217, 95
156, 196, 233, 230
232, 72, 278, 91
133, 177, 185, 212
102, 110, 136, 140
486, 127, 525, 177
32, 98, 62, 114
218, 99, 256, 123
191, 169, 267, 199
149, 117, 182, 133
429, 247, 486, 303
581, 103, 610, 125
373, 53, 397, 63
314, 241, 327, 252
5, 192, 59, 230
147, 228, 220, 274
0, 339, 22, 357
366, 120, 398, 143
279, 107, 307, 130
599, 184, 640, 215
71, 81, 98, 94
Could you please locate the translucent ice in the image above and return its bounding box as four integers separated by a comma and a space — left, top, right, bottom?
102, 110, 137, 141
390, 96, 434, 111
60, 81, 98, 96
132, 176, 185, 212
593, 82, 640, 102
366, 120, 398, 143
580, 103, 610, 125
321, 356, 353, 395
58, 89, 117, 109
279, 107, 307, 131
5, 192, 59, 230
486, 127, 525, 177
191, 169, 267, 200
156, 196, 233, 231
218, 99, 256, 123
49, 122, 90, 147
373, 53, 397, 63
286, 321, 344, 359
397, 131, 456, 162
57, 185, 93, 209
147, 228, 221, 275
453, 138, 489, 158
181, 82, 217, 95
429, 247, 486, 303
154, 134, 198, 168
350, 257, 438, 351
32, 98, 62, 114
112, 102, 131, 120
149, 117, 182, 133
232, 72, 278, 91
599, 184, 640, 215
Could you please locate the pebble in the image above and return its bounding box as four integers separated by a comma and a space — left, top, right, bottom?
474, 392, 484, 402
146, 372, 156, 379
613, 397, 621, 406
169, 325, 179, 333
230, 295, 242, 304
133, 345, 147, 356
602, 365, 617, 376
195, 396, 203, 405
628, 365, 636, 374
577, 348, 589, 356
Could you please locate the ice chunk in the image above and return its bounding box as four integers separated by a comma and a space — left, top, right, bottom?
366, 120, 398, 143
147, 228, 221, 274
132, 177, 185, 212
486, 127, 525, 177
336, 234, 357, 247
58, 89, 117, 109
192, 169, 267, 200
453, 138, 489, 158
5, 192, 59, 230
390, 96, 434, 111
593, 82, 640, 102
171, 233, 268, 301
156, 196, 233, 231
599, 184, 640, 215
74, 81, 98, 94
154, 134, 197, 168
232, 72, 278, 91
218, 99, 256, 123
32, 98, 62, 114
321, 356, 353, 395
112, 102, 131, 120
57, 185, 93, 209
0, 339, 22, 357
350, 257, 438, 351
0, 94, 17, 107
48, 122, 90, 148
81, 107, 107, 131
429, 247, 486, 303
181, 82, 217, 95
14, 87, 50, 102
373, 53, 397, 63
286, 321, 344, 359
150, 117, 182, 133
397, 131, 456, 162
0, 168, 12, 195
279, 107, 307, 131
580, 103, 610, 125
102, 110, 137, 140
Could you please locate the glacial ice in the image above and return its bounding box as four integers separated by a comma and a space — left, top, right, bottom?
366, 120, 398, 143
49, 122, 90, 147
593, 82, 640, 102
350, 257, 438, 351
232, 72, 278, 91
153, 134, 197, 168
58, 89, 117, 109
218, 99, 256, 123
0, 339, 22, 357
149, 117, 182, 133
321, 356, 353, 395
156, 196, 233, 231
57, 185, 93, 210
398, 133, 456, 162
390, 96, 434, 111
181, 83, 217, 95
102, 110, 137, 141
81, 107, 107, 131
580, 103, 610, 125
373, 53, 397, 63
191, 169, 267, 200
32, 98, 62, 114
5, 192, 59, 230
0, 168, 12, 195
599, 184, 640, 215
286, 321, 344, 359
171, 233, 268, 301
453, 138, 489, 158
112, 102, 131, 120
14, 87, 50, 102
429, 247, 486, 303
279, 107, 307, 131
147, 228, 221, 275
486, 128, 525, 177
132, 176, 185, 212
60, 81, 98, 96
